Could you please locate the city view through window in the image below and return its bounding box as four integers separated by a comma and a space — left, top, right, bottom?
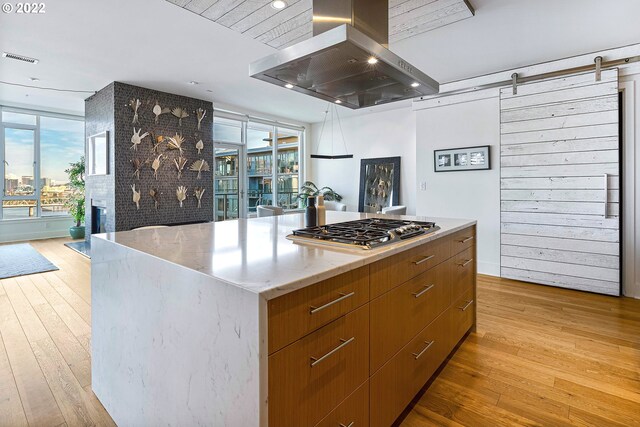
2, 109, 84, 220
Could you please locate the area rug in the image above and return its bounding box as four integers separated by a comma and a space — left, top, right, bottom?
0, 243, 59, 279
64, 240, 91, 259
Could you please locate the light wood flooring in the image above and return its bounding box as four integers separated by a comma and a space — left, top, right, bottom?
0, 238, 638, 427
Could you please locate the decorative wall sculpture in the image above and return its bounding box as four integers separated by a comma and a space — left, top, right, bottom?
131, 184, 141, 210
171, 107, 189, 126
176, 186, 187, 208
130, 128, 149, 151
152, 101, 171, 124
190, 159, 210, 179
85, 82, 214, 235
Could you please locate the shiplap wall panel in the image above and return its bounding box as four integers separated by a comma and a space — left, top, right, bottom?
501, 150, 618, 167
500, 82, 618, 110
500, 163, 619, 178
501, 110, 619, 134
501, 137, 619, 156
501, 235, 620, 256
501, 189, 619, 203
501, 245, 619, 269
500, 69, 620, 295
501, 212, 619, 229
500, 95, 619, 123
501, 201, 619, 216
500, 123, 618, 145
501, 268, 619, 295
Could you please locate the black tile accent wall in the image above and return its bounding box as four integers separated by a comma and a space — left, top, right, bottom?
85, 82, 214, 239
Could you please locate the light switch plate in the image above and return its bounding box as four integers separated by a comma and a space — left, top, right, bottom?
420, 181, 427, 191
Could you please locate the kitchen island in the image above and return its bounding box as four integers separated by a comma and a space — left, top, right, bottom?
91, 212, 476, 427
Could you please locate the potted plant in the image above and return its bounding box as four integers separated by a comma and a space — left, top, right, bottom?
65, 157, 86, 239
296, 181, 343, 205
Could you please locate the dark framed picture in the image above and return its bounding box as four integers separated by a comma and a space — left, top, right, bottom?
434, 145, 490, 172
358, 157, 401, 213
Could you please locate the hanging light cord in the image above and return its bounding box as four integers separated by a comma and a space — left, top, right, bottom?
312, 103, 350, 157
0, 80, 96, 94
313, 107, 330, 155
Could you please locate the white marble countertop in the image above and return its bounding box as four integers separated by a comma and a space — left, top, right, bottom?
94, 212, 475, 300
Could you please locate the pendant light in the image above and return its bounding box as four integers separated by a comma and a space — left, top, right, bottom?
310, 103, 353, 159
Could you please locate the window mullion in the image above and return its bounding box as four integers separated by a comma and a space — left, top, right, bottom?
35, 114, 42, 217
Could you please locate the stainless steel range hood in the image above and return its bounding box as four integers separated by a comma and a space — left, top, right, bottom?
249, 0, 439, 109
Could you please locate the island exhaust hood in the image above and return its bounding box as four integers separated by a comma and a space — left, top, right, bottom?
249, 0, 439, 109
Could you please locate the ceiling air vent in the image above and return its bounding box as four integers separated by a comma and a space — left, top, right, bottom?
2, 52, 39, 64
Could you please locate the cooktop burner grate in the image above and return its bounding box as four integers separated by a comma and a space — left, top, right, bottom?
290, 218, 439, 250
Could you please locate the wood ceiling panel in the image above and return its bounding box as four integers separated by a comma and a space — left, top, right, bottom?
165, 0, 473, 48
389, 0, 474, 43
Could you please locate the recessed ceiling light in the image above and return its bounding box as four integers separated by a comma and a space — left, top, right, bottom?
367, 57, 378, 65
29, 77, 40, 82
335, 100, 342, 104
271, 0, 287, 9
284, 83, 294, 89
189, 81, 199, 85
411, 82, 420, 88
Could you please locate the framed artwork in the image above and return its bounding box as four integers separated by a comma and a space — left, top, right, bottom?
434, 145, 490, 172
358, 157, 401, 213
87, 131, 110, 175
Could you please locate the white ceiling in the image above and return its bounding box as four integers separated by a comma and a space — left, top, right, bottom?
1, 0, 639, 124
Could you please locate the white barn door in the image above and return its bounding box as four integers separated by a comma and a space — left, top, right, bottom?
500, 69, 620, 295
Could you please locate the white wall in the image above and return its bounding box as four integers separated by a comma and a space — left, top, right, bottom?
415, 95, 501, 276
308, 108, 416, 214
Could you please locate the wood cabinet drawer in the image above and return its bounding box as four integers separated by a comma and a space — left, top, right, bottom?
370, 261, 450, 374
370, 237, 451, 299
315, 380, 369, 427
370, 311, 449, 427
269, 305, 370, 427
448, 289, 475, 352
268, 266, 369, 354
450, 247, 475, 302
450, 226, 476, 256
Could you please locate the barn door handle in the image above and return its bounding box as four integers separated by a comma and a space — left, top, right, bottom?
603, 173, 608, 218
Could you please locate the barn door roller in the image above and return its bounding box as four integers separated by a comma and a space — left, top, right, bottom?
594, 56, 603, 81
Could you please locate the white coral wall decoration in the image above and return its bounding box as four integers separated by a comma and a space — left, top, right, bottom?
196, 108, 206, 131
151, 154, 163, 180
194, 187, 205, 209
176, 186, 187, 208
174, 156, 188, 179
131, 184, 141, 210
189, 159, 210, 179
171, 107, 189, 127
131, 128, 149, 150
167, 133, 185, 155
152, 101, 171, 124
128, 98, 141, 124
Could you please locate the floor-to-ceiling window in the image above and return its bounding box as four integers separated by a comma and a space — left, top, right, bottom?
0, 107, 84, 220
213, 111, 304, 220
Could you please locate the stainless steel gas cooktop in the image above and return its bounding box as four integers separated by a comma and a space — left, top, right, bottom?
288, 218, 440, 250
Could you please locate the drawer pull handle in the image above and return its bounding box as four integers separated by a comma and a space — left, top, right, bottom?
458, 258, 473, 267
310, 337, 355, 367
413, 284, 435, 298
459, 300, 474, 311
339, 423, 354, 427
413, 254, 435, 265
458, 236, 474, 243
310, 292, 355, 314
412, 340, 435, 360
